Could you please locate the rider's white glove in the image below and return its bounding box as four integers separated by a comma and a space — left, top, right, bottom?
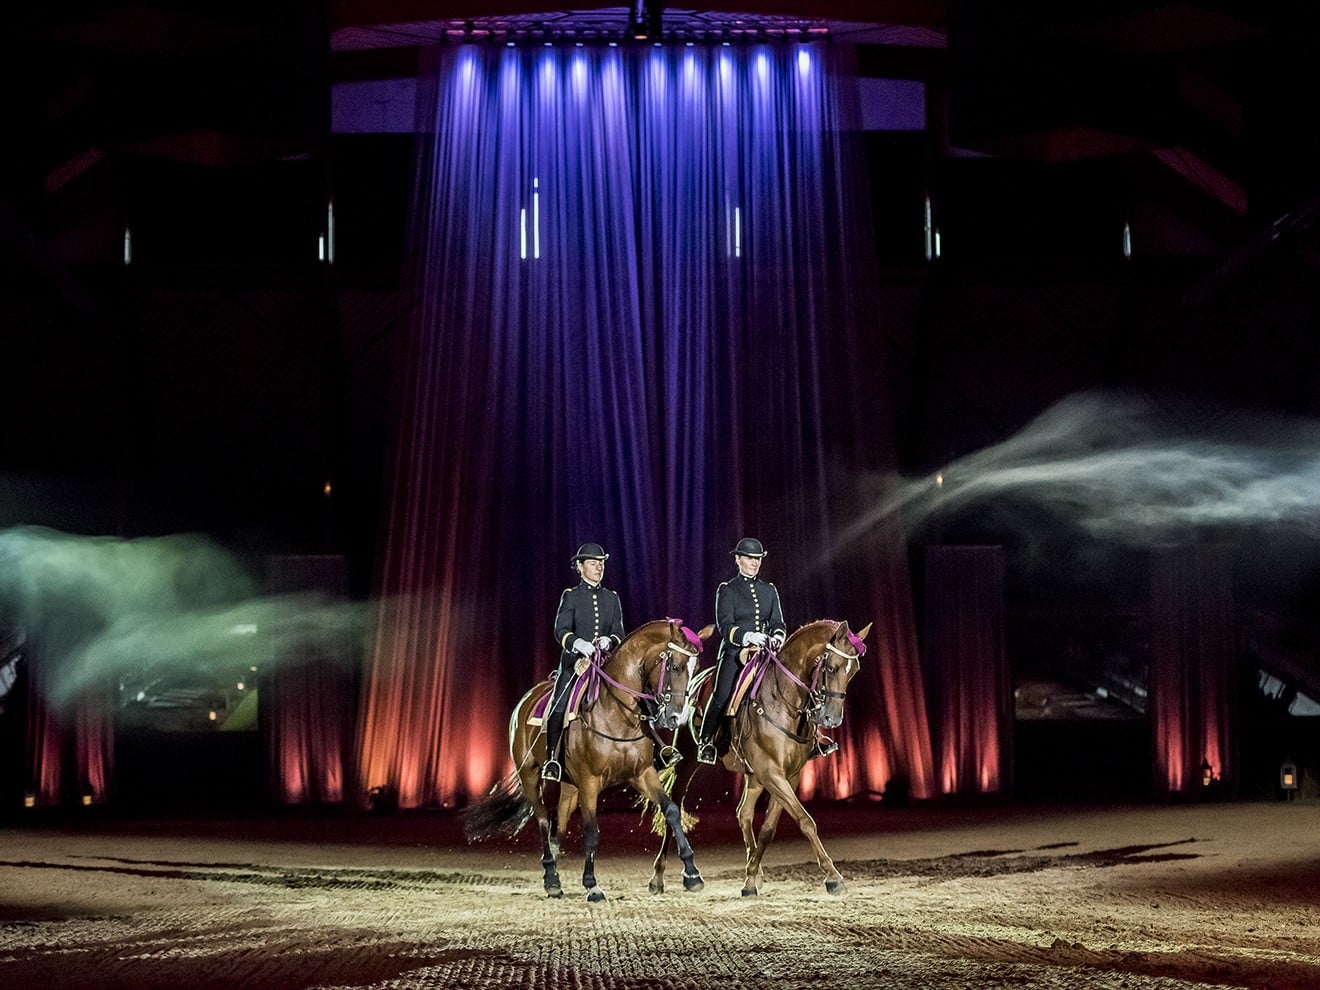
573, 637, 595, 658
596, 636, 613, 651
742, 631, 768, 647
769, 633, 785, 650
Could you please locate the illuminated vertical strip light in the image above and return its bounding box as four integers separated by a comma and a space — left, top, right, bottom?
734, 206, 741, 258
934, 228, 942, 259
533, 176, 540, 259
923, 195, 933, 261
123, 225, 132, 265
318, 235, 326, 261
520, 208, 528, 260
1122, 220, 1132, 258
327, 198, 336, 265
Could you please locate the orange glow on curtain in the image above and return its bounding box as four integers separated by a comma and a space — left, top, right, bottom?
267, 555, 352, 805
29, 691, 62, 805
75, 696, 111, 803
1150, 545, 1234, 794
272, 659, 350, 804
924, 546, 1010, 797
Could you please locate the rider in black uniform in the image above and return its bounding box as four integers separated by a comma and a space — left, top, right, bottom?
696, 537, 838, 764
543, 543, 624, 782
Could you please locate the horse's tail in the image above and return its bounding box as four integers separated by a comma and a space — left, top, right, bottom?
461, 771, 533, 843
640, 764, 701, 837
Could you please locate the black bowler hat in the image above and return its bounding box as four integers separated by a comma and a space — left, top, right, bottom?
731, 537, 767, 558
571, 542, 610, 564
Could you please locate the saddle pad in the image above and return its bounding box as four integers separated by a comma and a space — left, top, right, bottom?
527, 670, 591, 726
727, 647, 769, 715
528, 687, 551, 726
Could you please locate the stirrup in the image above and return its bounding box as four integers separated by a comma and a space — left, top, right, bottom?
541, 758, 562, 781
696, 742, 718, 765
657, 745, 681, 768
809, 736, 839, 759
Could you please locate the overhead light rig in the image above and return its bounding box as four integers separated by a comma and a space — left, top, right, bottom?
435, 10, 829, 46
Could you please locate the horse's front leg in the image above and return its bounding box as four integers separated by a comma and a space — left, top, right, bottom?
637, 768, 704, 893
757, 769, 846, 895
576, 777, 606, 902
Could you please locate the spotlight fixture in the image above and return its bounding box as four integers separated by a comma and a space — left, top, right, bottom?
629, 0, 663, 40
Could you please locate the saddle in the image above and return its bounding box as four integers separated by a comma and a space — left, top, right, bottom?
527, 668, 596, 726
690, 648, 770, 722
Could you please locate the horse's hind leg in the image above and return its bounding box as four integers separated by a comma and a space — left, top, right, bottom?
521, 766, 562, 898
736, 778, 767, 896
576, 778, 606, 902
749, 796, 786, 894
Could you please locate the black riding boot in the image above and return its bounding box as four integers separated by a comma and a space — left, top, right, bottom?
696, 682, 729, 764
542, 711, 564, 781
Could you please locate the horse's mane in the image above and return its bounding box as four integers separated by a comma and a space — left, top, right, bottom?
785, 619, 840, 646
623, 618, 702, 651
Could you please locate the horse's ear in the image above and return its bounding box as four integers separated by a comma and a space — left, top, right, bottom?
856, 622, 873, 641
697, 623, 716, 643
833, 620, 851, 642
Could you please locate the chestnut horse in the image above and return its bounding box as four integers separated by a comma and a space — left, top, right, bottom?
649, 619, 870, 896
463, 619, 712, 901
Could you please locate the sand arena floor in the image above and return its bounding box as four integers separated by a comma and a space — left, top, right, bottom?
1, 798, 1317, 989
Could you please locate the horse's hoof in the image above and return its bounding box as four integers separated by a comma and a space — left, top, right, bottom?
741, 887, 758, 897
682, 873, 705, 893
586, 887, 607, 903
825, 879, 846, 895
648, 880, 664, 894
546, 886, 563, 899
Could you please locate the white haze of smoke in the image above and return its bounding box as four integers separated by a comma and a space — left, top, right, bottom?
836, 392, 1320, 551
0, 526, 371, 708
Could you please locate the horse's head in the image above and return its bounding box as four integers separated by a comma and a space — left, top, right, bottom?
783, 620, 871, 729
641, 620, 711, 731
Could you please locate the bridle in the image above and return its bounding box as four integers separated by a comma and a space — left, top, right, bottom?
749, 633, 865, 742
577, 630, 699, 742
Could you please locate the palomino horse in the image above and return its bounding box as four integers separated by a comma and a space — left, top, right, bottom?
463, 618, 713, 901
649, 619, 870, 896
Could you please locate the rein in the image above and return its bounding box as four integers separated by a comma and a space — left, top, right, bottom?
747, 635, 864, 743
576, 635, 697, 743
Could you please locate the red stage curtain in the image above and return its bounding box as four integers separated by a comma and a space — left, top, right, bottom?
922, 545, 1011, 795
1150, 545, 1235, 794
266, 555, 353, 805
356, 43, 933, 808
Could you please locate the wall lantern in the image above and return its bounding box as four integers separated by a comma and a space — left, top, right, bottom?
1281, 759, 1298, 794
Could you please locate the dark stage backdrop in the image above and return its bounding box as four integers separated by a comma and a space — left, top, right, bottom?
356, 41, 936, 807
1150, 544, 1236, 793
